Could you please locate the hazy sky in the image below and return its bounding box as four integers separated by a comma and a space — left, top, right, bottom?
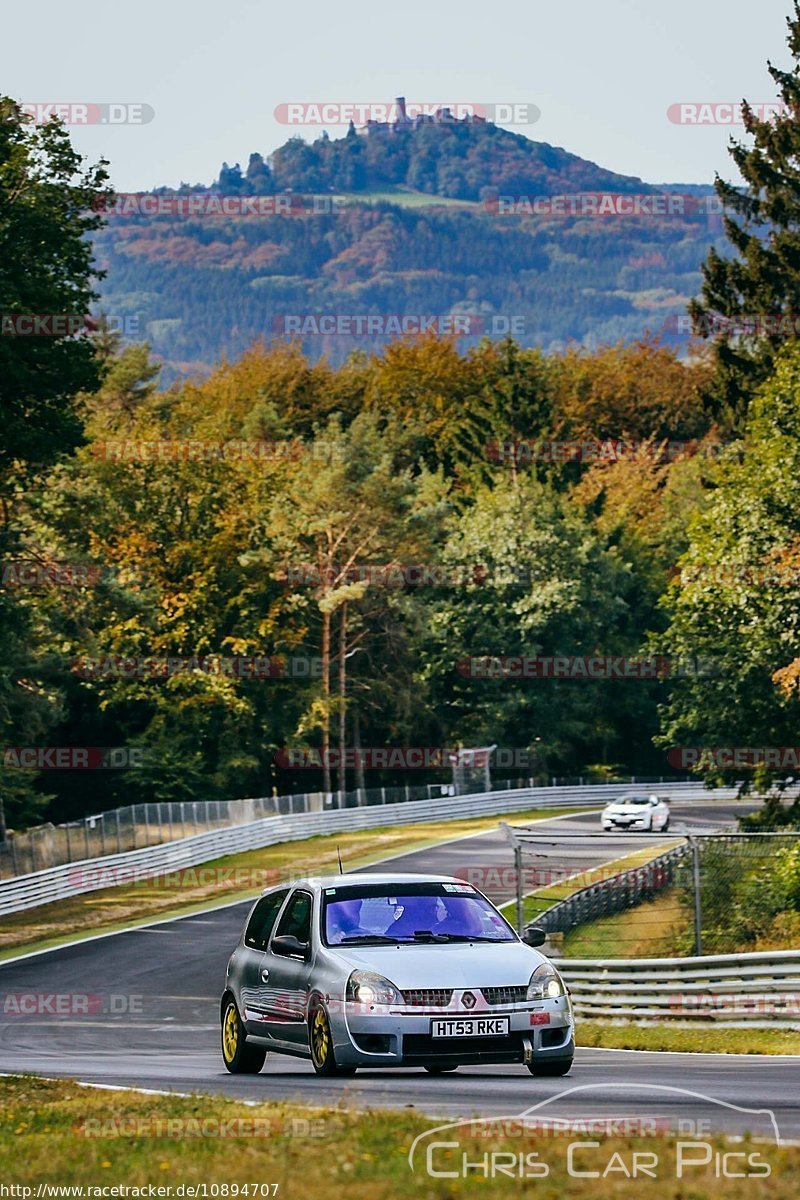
2, 0, 794, 191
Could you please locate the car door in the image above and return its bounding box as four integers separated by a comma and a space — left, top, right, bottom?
238, 888, 290, 1038
262, 887, 316, 1048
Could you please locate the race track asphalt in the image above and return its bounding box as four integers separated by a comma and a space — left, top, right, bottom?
1, 801, 796, 1141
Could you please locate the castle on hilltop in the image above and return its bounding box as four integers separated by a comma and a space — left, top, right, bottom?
364, 96, 488, 134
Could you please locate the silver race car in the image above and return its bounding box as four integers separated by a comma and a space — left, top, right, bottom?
221, 873, 574, 1077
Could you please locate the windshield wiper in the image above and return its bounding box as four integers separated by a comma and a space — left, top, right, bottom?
338, 934, 401, 944
428, 933, 508, 942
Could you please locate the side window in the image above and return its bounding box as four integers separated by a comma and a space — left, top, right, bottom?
244, 890, 289, 951
274, 890, 313, 943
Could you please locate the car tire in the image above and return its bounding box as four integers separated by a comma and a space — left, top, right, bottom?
662, 816, 670, 831
309, 1000, 356, 1076
221, 997, 267, 1074
527, 1057, 573, 1077
424, 1064, 459, 1073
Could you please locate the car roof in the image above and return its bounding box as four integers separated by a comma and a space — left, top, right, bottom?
259, 872, 465, 895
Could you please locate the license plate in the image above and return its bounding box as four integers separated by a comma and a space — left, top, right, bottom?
430, 1017, 510, 1038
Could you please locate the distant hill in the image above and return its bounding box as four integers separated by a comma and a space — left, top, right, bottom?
93, 114, 722, 382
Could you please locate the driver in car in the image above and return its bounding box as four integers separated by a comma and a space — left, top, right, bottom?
328, 898, 372, 943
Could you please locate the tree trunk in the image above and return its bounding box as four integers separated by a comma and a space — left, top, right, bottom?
321, 606, 331, 794
353, 709, 366, 796
338, 602, 347, 804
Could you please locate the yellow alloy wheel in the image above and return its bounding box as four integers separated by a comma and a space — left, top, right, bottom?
222, 1002, 239, 1064
220, 998, 267, 1074
311, 1007, 329, 1066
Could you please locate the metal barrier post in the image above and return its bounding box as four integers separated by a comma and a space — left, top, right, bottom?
690, 836, 703, 956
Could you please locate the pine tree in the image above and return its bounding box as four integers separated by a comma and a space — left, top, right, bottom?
690, 2, 800, 426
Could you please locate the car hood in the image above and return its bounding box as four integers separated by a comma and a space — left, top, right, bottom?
605, 803, 650, 813
325, 940, 548, 987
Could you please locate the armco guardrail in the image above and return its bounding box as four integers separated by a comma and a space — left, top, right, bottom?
0, 780, 721, 916
555, 950, 800, 1025
535, 844, 688, 935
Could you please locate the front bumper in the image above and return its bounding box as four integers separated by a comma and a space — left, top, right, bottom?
602, 816, 650, 830
332, 994, 574, 1067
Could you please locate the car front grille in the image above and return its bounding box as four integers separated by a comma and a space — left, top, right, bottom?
401, 988, 454, 1007
481, 985, 528, 1006
402, 1033, 525, 1063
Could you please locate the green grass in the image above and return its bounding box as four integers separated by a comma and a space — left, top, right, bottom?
499, 838, 683, 927
1, 1075, 796, 1196
0, 806, 587, 960
562, 889, 687, 958
561, 888, 800, 959
578, 1022, 800, 1055
332, 185, 478, 209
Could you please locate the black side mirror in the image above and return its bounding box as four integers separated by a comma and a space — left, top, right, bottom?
522, 925, 547, 947
271, 934, 310, 960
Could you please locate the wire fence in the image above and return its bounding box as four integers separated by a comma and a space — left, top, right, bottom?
505, 829, 800, 958
0, 772, 687, 880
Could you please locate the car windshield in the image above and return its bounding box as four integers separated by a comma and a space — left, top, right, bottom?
322, 882, 516, 946
619, 796, 652, 805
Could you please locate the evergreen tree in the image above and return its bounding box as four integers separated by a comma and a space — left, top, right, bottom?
690, 2, 800, 426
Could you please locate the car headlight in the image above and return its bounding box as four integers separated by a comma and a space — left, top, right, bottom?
526, 963, 565, 1001
346, 970, 402, 1007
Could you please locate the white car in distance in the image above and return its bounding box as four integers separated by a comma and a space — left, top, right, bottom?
601, 793, 670, 832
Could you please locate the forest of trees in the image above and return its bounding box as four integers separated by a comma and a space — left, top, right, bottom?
5, 4, 800, 832
92, 119, 720, 381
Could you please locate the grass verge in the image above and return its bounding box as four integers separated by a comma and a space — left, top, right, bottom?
0, 1075, 795, 1196
499, 838, 683, 927
562, 889, 686, 958
0, 806, 587, 960
561, 889, 800, 958
577, 1021, 800, 1055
